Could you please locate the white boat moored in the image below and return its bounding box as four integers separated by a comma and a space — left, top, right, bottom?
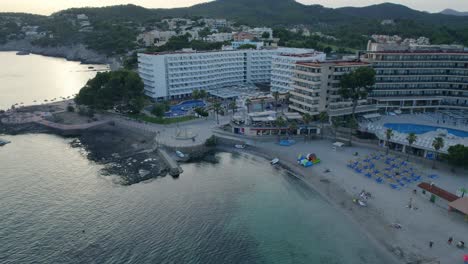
270, 158, 279, 165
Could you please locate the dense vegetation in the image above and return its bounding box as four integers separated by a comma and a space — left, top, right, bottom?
75, 70, 145, 112
147, 35, 225, 52
445, 145, 468, 169
3, 1, 468, 54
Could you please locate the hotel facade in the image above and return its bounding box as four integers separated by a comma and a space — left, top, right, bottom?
270, 52, 326, 94
288, 61, 377, 117
138, 48, 323, 100
363, 42, 468, 112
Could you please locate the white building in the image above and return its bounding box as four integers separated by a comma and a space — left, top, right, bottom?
205, 33, 233, 42
137, 30, 177, 46
138, 48, 322, 99
248, 27, 274, 40
270, 51, 326, 93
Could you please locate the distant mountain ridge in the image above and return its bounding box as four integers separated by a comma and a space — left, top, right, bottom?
3, 0, 468, 54
440, 8, 468, 17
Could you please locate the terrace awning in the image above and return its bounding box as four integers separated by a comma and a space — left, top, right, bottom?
417, 182, 459, 202
448, 197, 468, 215
363, 113, 381, 119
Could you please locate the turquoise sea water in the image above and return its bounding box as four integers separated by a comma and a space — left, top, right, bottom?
0, 134, 394, 264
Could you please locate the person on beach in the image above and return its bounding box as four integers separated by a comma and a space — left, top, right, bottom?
429, 241, 434, 248
448, 237, 453, 244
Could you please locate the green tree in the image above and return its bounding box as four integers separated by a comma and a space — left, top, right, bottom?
75, 70, 144, 110
385, 128, 394, 154
213, 100, 222, 124
192, 89, 200, 99
324, 46, 333, 54
229, 101, 237, 115
195, 107, 209, 118
446, 144, 468, 169
284, 92, 291, 113
432, 137, 444, 169
238, 44, 257, 50
318, 111, 329, 139
289, 121, 298, 135
275, 116, 287, 142
338, 67, 376, 123
273, 91, 280, 112
245, 99, 252, 113
128, 96, 145, 113
199, 89, 207, 99
151, 103, 166, 117
406, 132, 417, 161
262, 32, 270, 39
302, 113, 313, 138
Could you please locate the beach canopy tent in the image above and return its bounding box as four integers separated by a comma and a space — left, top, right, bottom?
448, 197, 468, 216
363, 113, 381, 120
417, 182, 459, 202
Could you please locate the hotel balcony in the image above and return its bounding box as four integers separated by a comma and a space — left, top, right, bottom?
327, 104, 378, 117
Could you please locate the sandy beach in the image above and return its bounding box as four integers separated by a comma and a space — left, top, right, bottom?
229, 139, 468, 264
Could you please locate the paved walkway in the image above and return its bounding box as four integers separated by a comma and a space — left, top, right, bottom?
108, 113, 232, 148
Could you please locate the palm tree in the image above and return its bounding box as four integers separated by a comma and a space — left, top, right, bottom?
302, 113, 312, 139
260, 98, 265, 112
228, 101, 236, 115
338, 67, 376, 123
318, 111, 329, 139
284, 92, 291, 113
289, 121, 298, 135
406, 132, 417, 161
385, 128, 394, 154
192, 89, 200, 99
275, 116, 287, 142
432, 137, 444, 169
213, 100, 222, 125
331, 117, 340, 141
199, 89, 207, 100
459, 187, 467, 198
245, 99, 252, 113
273, 91, 279, 112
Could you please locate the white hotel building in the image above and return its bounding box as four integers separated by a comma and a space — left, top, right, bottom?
270, 52, 326, 93
138, 48, 324, 100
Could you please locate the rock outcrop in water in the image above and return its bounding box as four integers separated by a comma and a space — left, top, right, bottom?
0, 40, 120, 68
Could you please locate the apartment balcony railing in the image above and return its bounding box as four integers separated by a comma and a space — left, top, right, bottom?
327, 104, 378, 117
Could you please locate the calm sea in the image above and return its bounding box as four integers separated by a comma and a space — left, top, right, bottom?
0, 51, 108, 110
0, 134, 394, 264
0, 54, 394, 264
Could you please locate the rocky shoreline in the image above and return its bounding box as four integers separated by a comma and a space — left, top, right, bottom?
0, 40, 120, 68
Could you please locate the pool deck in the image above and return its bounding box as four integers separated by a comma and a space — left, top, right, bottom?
361, 114, 468, 152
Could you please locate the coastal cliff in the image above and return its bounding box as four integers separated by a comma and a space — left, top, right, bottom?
0, 40, 120, 68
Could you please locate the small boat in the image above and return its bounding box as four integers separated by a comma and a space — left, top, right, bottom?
234, 144, 245, 149
16, 51, 30, 56
0, 139, 11, 146
176, 150, 185, 158
88, 66, 94, 69
270, 158, 279, 165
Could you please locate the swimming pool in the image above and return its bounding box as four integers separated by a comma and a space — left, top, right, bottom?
384, 123, 468, 138
166, 100, 206, 117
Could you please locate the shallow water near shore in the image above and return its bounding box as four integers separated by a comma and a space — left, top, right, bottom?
0, 51, 108, 110
0, 134, 395, 264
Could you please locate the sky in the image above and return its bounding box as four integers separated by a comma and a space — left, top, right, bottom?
1, 0, 467, 15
